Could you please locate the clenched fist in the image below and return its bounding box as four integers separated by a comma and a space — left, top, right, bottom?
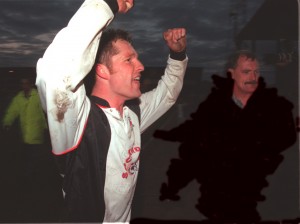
164, 28, 186, 52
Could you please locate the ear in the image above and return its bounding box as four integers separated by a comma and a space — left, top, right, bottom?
95, 64, 110, 80
228, 68, 234, 79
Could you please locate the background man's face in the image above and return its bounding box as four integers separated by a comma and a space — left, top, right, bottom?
21, 79, 32, 93
230, 56, 260, 96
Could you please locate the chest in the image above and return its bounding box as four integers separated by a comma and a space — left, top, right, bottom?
102, 107, 141, 174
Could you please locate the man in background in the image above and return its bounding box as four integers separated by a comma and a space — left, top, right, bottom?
3, 77, 48, 178
154, 50, 296, 223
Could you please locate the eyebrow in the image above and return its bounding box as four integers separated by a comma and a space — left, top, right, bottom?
242, 69, 251, 72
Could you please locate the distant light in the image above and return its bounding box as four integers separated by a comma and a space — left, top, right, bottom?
9, 70, 14, 73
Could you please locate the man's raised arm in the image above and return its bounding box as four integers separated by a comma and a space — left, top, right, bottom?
36, 0, 133, 154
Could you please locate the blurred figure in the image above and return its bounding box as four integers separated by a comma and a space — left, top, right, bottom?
2, 77, 62, 222
2, 77, 48, 174
154, 50, 297, 223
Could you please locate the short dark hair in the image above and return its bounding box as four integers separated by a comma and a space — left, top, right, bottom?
20, 77, 34, 85
226, 50, 258, 69
95, 29, 132, 70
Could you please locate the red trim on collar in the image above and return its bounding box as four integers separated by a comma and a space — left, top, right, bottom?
96, 104, 108, 109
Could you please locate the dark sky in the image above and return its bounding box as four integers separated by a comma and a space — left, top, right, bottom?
0, 0, 263, 76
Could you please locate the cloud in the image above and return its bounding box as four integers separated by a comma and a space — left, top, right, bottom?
0, 0, 264, 74
109, 0, 263, 69
0, 0, 82, 66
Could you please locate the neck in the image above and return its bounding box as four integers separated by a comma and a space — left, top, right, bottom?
91, 88, 125, 115
232, 88, 252, 107
23, 89, 32, 98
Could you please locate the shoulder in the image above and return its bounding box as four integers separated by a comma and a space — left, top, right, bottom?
12, 91, 24, 101
30, 89, 39, 97
255, 88, 294, 112
31, 88, 38, 94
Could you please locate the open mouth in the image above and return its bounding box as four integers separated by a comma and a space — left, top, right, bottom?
133, 76, 140, 82
245, 80, 258, 85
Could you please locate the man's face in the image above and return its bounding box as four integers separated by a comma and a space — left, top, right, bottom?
21, 79, 32, 93
108, 40, 144, 101
229, 56, 260, 96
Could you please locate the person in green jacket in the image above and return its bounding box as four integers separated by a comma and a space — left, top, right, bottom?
2, 77, 50, 192
3, 77, 64, 222
3, 77, 48, 144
